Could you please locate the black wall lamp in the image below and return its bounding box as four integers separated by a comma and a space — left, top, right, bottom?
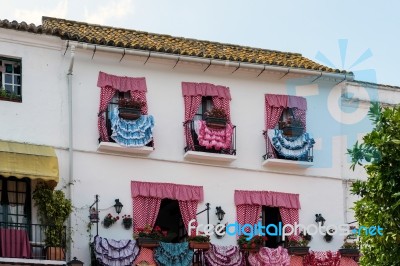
315, 213, 326, 226
215, 206, 226, 239
67, 257, 84, 266
114, 199, 123, 214
216, 206, 225, 222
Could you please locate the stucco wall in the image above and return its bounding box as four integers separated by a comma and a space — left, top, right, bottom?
0, 29, 390, 264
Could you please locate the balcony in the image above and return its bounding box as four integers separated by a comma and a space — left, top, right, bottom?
0, 222, 67, 265
97, 102, 154, 156
183, 118, 237, 162
262, 129, 314, 168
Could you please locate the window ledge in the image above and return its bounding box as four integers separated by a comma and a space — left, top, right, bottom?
0, 257, 66, 265
262, 158, 313, 168
184, 151, 236, 162
97, 142, 154, 155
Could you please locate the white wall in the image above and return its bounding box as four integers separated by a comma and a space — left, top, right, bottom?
2, 29, 396, 265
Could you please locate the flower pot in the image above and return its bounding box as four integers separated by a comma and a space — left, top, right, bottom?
46, 246, 65, 260
282, 126, 304, 137
287, 246, 310, 256
324, 235, 333, 243
123, 220, 132, 230
103, 219, 113, 228
90, 213, 99, 223
339, 248, 360, 257
189, 242, 210, 250
206, 117, 227, 129
119, 107, 141, 120
137, 237, 159, 248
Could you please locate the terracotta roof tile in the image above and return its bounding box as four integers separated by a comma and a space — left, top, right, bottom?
41, 17, 347, 74
1, 16, 348, 74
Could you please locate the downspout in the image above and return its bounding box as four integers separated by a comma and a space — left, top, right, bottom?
67, 44, 75, 262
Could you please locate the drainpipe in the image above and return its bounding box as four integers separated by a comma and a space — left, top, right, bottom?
67, 44, 75, 262
71, 42, 354, 82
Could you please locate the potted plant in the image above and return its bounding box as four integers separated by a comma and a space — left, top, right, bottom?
279, 117, 304, 137
103, 213, 119, 228
118, 98, 144, 120
134, 225, 167, 248
32, 182, 73, 261
286, 234, 310, 256
89, 207, 99, 223
187, 232, 211, 250
238, 235, 267, 253
0, 86, 22, 102
122, 215, 133, 230
323, 229, 335, 243
204, 107, 228, 128
339, 232, 360, 258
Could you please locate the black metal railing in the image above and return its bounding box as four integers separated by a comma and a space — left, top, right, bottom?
183, 117, 237, 155
0, 222, 67, 260
262, 130, 313, 162
100, 102, 154, 148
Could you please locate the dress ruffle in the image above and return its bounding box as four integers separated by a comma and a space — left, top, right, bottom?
268, 129, 315, 159
248, 246, 290, 266
154, 242, 193, 266
110, 107, 154, 147
204, 244, 245, 266
197, 120, 233, 150
93, 236, 140, 266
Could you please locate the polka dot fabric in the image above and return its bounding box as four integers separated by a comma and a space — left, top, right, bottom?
304, 251, 341, 266
265, 96, 285, 158
130, 91, 148, 115
98, 86, 117, 142
290, 255, 304, 266
212, 96, 231, 122
134, 248, 157, 266
178, 200, 199, 236
279, 208, 300, 240
293, 108, 307, 130
236, 205, 262, 234
184, 95, 202, 150
132, 196, 161, 234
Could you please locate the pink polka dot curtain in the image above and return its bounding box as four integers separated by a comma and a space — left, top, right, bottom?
234, 190, 300, 239
97, 71, 147, 142
265, 94, 307, 158
182, 82, 231, 150
131, 181, 204, 235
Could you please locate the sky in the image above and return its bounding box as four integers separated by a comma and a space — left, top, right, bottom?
1, 0, 399, 86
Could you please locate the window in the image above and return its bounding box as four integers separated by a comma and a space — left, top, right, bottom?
0, 176, 31, 225
0, 57, 22, 102
104, 92, 154, 147
261, 206, 283, 248
195, 96, 213, 120
153, 199, 186, 243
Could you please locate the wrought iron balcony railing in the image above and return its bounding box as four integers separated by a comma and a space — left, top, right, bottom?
183, 117, 236, 155
100, 102, 154, 147
263, 130, 314, 162
0, 222, 67, 261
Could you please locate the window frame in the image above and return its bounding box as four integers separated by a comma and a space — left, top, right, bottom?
0, 57, 22, 102
0, 176, 31, 226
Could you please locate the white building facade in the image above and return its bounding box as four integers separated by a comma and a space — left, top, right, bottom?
0, 16, 398, 265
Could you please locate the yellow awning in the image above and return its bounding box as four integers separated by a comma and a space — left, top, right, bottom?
0, 140, 59, 186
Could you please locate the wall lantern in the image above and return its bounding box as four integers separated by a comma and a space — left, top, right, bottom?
67, 257, 84, 266
315, 213, 326, 226
214, 206, 226, 239
114, 199, 123, 214
216, 206, 225, 222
